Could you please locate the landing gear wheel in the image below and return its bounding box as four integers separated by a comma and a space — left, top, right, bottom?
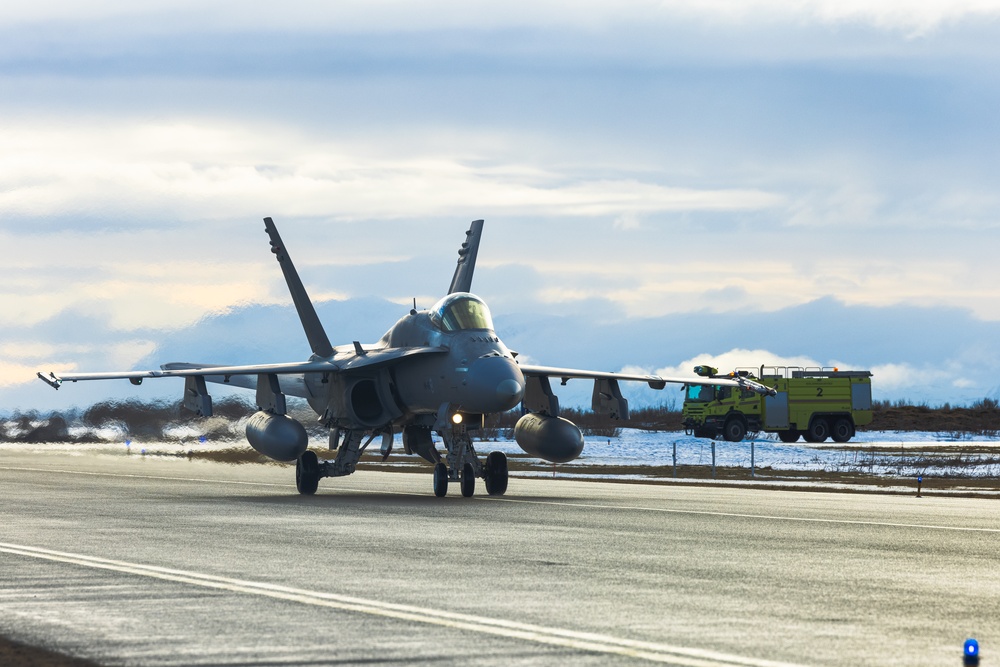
296, 450, 319, 495
777, 430, 800, 443
831, 417, 853, 443
805, 419, 830, 443
484, 451, 509, 496
723, 418, 747, 442
460, 462, 476, 498
433, 462, 449, 497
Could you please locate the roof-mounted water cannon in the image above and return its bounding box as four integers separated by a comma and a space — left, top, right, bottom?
693, 365, 773, 396
734, 375, 777, 397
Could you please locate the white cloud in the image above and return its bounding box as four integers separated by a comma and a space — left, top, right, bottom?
864, 361, 993, 402
798, 0, 1000, 35
0, 122, 782, 225
785, 185, 885, 229
0, 343, 62, 359
0, 231, 287, 330
4, 1, 1000, 34
2, 339, 157, 387
641, 349, 843, 380
613, 213, 641, 231
0, 359, 68, 388
867, 362, 921, 389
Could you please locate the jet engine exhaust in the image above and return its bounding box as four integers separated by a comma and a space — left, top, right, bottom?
245, 411, 308, 462
513, 412, 585, 463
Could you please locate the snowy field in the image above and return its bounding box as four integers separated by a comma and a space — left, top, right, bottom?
492, 429, 1000, 479
5, 428, 1000, 481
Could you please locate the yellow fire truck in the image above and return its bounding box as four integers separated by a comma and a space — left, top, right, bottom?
681, 366, 873, 443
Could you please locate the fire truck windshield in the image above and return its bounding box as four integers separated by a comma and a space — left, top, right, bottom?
686, 384, 717, 402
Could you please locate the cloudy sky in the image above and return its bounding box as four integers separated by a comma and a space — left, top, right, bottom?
4, 1, 1000, 412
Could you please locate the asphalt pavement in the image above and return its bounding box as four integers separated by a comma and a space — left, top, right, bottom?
1, 448, 997, 666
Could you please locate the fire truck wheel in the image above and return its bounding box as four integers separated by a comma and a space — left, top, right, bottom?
723, 417, 747, 442
831, 418, 853, 443
804, 419, 830, 443
777, 430, 800, 443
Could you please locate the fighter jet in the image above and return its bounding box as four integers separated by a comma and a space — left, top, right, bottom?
39, 219, 772, 497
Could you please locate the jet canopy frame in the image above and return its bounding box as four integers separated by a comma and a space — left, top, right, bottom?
430, 293, 495, 332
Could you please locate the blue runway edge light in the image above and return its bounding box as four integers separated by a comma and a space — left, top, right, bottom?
964, 638, 979, 666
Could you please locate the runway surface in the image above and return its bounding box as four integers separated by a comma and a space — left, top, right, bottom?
1, 449, 997, 666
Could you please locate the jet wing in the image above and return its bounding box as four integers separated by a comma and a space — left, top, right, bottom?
38, 346, 448, 391
40, 360, 338, 387
517, 363, 775, 395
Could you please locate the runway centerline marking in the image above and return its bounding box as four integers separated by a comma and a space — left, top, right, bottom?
4, 464, 999, 534
0, 541, 804, 667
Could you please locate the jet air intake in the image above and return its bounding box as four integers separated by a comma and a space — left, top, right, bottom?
513, 413, 584, 463
245, 411, 308, 462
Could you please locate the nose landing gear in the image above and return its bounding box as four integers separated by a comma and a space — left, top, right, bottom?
432, 426, 508, 498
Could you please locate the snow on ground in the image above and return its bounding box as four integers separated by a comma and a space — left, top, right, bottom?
5, 429, 1000, 480
517, 430, 1000, 478
465, 428, 1000, 482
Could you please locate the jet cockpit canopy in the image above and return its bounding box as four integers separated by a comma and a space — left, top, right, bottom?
430, 293, 495, 332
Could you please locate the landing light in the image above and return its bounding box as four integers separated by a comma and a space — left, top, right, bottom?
452, 413, 463, 425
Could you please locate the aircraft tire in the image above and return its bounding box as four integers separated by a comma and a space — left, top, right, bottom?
777, 430, 800, 443
433, 462, 449, 497
484, 450, 508, 496
296, 451, 319, 495
831, 417, 853, 443
461, 462, 476, 497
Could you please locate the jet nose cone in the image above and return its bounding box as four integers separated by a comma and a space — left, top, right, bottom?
465, 355, 525, 413
497, 378, 524, 405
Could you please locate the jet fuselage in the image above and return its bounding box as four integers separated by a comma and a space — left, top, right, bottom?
302, 292, 525, 431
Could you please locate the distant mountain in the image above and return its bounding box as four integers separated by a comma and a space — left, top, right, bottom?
13, 296, 1000, 413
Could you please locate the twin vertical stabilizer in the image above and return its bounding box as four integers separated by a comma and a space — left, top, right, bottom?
448, 220, 484, 294
263, 217, 335, 358
264, 217, 485, 356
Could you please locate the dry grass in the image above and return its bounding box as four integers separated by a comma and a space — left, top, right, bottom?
177, 446, 1000, 494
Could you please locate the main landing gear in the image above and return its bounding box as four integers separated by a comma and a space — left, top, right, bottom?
431, 450, 508, 498
433, 459, 500, 498
433, 426, 508, 498
295, 429, 369, 495
296, 450, 320, 495
293, 426, 508, 497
